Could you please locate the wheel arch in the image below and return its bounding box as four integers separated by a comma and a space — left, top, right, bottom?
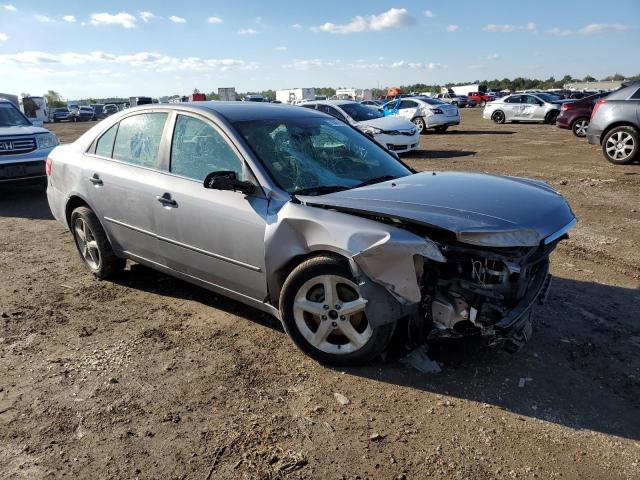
64, 194, 115, 247
600, 122, 639, 143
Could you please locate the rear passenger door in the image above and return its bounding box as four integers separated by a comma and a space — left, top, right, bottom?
397, 100, 420, 121
84, 112, 170, 264
503, 95, 523, 120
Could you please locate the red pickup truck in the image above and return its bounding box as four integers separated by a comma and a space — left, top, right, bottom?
466, 92, 494, 106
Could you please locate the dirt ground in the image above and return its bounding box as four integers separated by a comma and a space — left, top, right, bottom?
1, 109, 639, 480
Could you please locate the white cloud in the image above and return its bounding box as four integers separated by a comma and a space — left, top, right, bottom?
207, 16, 223, 24
580, 23, 630, 35
311, 8, 416, 34
238, 28, 258, 35
275, 46, 288, 51
424, 10, 434, 18
390, 61, 443, 70
169, 15, 186, 24
90, 12, 137, 29
139, 11, 156, 23
290, 23, 302, 29
548, 27, 573, 36
0, 49, 258, 72
446, 24, 458, 32
0, 32, 7, 43
35, 15, 54, 23
63, 15, 76, 23
487, 53, 500, 60
284, 59, 339, 70
3, 4, 16, 12
484, 22, 536, 32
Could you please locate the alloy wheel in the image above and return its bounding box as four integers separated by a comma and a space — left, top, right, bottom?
74, 217, 101, 270
573, 119, 589, 137
605, 131, 635, 162
413, 117, 425, 133
293, 274, 372, 355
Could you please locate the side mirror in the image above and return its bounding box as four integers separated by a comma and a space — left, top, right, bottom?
203, 171, 255, 195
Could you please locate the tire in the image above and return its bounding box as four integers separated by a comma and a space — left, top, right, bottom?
492, 111, 506, 124
452, 101, 458, 106
279, 255, 395, 366
434, 126, 448, 133
544, 110, 559, 125
571, 118, 589, 137
412, 117, 427, 134
70, 206, 125, 279
480, 100, 486, 107
602, 126, 639, 165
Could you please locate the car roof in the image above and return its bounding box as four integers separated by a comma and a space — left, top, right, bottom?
125, 101, 328, 122
305, 100, 356, 107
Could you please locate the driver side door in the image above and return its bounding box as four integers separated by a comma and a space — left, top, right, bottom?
152, 112, 269, 301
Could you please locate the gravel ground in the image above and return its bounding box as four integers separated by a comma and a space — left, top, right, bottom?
1, 108, 639, 479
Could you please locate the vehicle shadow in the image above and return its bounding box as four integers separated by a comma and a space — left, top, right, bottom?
347, 277, 640, 441
111, 262, 640, 440
112, 263, 284, 333
0, 184, 54, 220
413, 150, 477, 159
445, 130, 516, 135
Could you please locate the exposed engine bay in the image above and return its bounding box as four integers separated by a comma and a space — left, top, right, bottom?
416, 240, 556, 352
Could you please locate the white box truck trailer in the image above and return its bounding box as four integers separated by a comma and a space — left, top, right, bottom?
276, 88, 315, 104
218, 87, 236, 101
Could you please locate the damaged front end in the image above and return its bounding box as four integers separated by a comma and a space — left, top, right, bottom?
416, 240, 556, 352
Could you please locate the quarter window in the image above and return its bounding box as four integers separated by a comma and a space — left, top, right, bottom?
630, 87, 640, 100
112, 113, 168, 168
399, 100, 417, 109
170, 114, 243, 181
95, 123, 118, 158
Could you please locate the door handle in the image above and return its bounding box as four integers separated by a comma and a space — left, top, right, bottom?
89, 174, 103, 186
156, 193, 177, 207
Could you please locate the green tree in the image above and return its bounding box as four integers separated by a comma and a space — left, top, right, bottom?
43, 90, 66, 107
582, 75, 596, 82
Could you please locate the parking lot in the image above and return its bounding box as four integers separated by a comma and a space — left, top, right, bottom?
1, 108, 639, 479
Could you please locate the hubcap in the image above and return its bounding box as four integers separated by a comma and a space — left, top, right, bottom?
413, 118, 424, 132
293, 274, 372, 355
74, 218, 100, 270
605, 131, 635, 161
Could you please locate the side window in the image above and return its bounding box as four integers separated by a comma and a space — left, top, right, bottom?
525, 95, 540, 105
170, 114, 243, 181
112, 113, 168, 168
399, 100, 416, 109
95, 123, 118, 158
630, 87, 640, 100
301, 104, 317, 110
506, 95, 522, 104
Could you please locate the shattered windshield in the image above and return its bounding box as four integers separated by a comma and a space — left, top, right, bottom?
0, 103, 31, 127
234, 117, 411, 195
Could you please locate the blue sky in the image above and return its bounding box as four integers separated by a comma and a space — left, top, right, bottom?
0, 0, 638, 99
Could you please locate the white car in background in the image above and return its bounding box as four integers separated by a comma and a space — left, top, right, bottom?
483, 93, 568, 124
383, 96, 461, 134
301, 100, 420, 154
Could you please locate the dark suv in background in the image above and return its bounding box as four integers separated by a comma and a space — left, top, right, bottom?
556, 92, 609, 137
587, 81, 640, 164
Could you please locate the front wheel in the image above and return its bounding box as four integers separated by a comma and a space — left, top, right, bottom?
280, 256, 395, 365
70, 206, 125, 279
412, 117, 426, 134
602, 126, 639, 165
571, 118, 589, 137
480, 100, 486, 107
492, 111, 506, 124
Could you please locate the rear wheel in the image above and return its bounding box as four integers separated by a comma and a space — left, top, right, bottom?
480, 100, 486, 107
412, 117, 426, 134
571, 118, 589, 137
492, 110, 506, 124
602, 126, 639, 165
545, 110, 559, 124
70, 206, 125, 279
280, 256, 395, 365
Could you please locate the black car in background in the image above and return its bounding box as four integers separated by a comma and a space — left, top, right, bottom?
73, 106, 94, 122
52, 107, 73, 122
91, 104, 106, 121
103, 104, 119, 116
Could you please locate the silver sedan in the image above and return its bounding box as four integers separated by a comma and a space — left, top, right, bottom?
46, 103, 576, 365
483, 93, 567, 124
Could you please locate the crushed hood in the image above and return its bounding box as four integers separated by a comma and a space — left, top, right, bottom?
298, 171, 576, 247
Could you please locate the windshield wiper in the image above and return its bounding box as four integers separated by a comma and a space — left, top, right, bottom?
355, 175, 398, 188
290, 185, 351, 196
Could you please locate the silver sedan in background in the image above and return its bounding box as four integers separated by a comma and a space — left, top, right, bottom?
46, 103, 576, 365
483, 93, 568, 124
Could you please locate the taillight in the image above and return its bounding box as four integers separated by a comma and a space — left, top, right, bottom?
45, 157, 53, 176
591, 99, 606, 120
561, 103, 572, 111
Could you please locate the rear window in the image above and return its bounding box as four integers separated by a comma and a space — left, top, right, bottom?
631, 88, 640, 100
112, 113, 168, 168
